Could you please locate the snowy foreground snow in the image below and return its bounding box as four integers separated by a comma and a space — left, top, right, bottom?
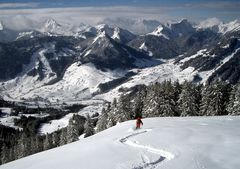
1, 116, 240, 169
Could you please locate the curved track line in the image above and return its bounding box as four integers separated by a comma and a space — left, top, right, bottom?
119, 129, 174, 169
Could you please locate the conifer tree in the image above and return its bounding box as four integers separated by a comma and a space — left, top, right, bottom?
52, 131, 61, 147
178, 81, 199, 116
155, 81, 176, 117
67, 116, 80, 143
60, 128, 68, 146
115, 95, 132, 123
1, 143, 9, 164
84, 114, 95, 138
142, 83, 161, 117
44, 134, 54, 150
200, 82, 229, 116
227, 83, 240, 115
96, 108, 109, 132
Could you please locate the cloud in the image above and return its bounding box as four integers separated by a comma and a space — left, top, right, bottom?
0, 6, 172, 30
0, 2, 39, 9
0, 3, 239, 31
183, 1, 240, 10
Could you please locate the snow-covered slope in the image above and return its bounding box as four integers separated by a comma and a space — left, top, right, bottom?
1, 116, 239, 169
218, 19, 240, 34
2, 61, 123, 103
0, 108, 22, 130
94, 59, 196, 102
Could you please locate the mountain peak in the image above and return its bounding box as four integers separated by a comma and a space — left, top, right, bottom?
166, 19, 195, 36
178, 18, 189, 24
148, 24, 170, 39
95, 24, 109, 30
101, 17, 161, 34
218, 19, 240, 34
40, 18, 75, 36
44, 18, 61, 30
168, 19, 192, 28
95, 24, 113, 36
40, 18, 68, 35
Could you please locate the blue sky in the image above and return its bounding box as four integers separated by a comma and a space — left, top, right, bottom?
0, 0, 239, 30
0, 0, 239, 8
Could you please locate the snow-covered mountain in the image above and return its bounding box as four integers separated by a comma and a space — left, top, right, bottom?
1, 116, 240, 169
101, 18, 161, 35
147, 19, 195, 39
0, 18, 240, 104
0, 27, 157, 103
129, 19, 222, 59
147, 24, 170, 39
218, 19, 240, 34
166, 19, 196, 36
197, 18, 240, 34
76, 24, 136, 44
40, 18, 74, 36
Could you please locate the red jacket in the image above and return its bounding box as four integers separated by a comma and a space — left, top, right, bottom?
136, 117, 143, 126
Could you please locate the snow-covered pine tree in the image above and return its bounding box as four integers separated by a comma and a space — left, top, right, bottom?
20, 133, 31, 157
59, 128, 68, 146
115, 94, 132, 123
96, 107, 109, 132
133, 88, 147, 118
227, 83, 240, 115
52, 131, 61, 147
14, 134, 25, 159
158, 81, 177, 116
30, 136, 38, 155
8, 145, 15, 162
67, 116, 80, 143
200, 82, 229, 116
84, 114, 95, 138
106, 99, 118, 128
43, 133, 53, 150
173, 80, 182, 115
173, 80, 182, 102
142, 83, 161, 117
0, 143, 9, 164
142, 81, 176, 117
178, 81, 199, 116
36, 135, 44, 152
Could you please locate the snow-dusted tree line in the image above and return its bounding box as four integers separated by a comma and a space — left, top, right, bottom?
0, 114, 96, 165
96, 81, 240, 132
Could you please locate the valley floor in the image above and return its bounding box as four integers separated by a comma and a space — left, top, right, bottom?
1, 116, 239, 169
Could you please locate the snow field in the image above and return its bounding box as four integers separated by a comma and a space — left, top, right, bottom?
1, 116, 240, 169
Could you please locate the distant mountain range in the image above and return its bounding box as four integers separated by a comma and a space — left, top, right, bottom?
0, 18, 239, 103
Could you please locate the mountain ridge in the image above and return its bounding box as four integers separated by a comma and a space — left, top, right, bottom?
0, 18, 240, 103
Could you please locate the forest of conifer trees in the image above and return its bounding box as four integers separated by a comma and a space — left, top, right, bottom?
96, 81, 240, 132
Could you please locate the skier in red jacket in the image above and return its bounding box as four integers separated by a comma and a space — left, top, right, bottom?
136, 117, 143, 129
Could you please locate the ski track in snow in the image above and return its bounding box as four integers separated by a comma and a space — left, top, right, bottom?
119, 129, 174, 169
